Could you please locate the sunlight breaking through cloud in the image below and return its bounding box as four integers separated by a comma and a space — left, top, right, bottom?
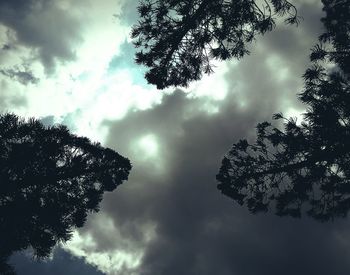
135, 134, 159, 159
64, 231, 142, 275
62, 211, 157, 275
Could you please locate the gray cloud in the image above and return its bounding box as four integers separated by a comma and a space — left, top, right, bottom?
0, 0, 82, 75
224, 0, 324, 113
0, 66, 39, 85
97, 88, 350, 275
2, 44, 11, 50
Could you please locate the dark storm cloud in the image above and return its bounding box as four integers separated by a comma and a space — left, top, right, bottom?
10, 248, 104, 275
0, 0, 82, 75
98, 89, 350, 275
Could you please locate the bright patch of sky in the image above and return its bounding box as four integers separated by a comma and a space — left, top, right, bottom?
187, 60, 230, 101
64, 231, 142, 275
136, 134, 159, 159
63, 213, 156, 275
0, 0, 160, 142
284, 107, 305, 125
0, 0, 230, 144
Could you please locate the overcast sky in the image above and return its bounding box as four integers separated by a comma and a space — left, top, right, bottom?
3, 1, 350, 274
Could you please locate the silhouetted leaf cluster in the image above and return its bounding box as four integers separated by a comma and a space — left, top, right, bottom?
217, 0, 350, 221
0, 114, 131, 274
132, 0, 299, 89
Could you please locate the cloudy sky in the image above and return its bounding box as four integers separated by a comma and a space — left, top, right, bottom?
3, 0, 350, 274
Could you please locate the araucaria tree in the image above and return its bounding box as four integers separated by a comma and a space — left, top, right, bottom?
132, 0, 299, 89
0, 114, 131, 274
217, 0, 350, 221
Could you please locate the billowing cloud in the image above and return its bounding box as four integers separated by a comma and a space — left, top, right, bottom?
0, 0, 83, 75
0, 0, 157, 128
65, 88, 350, 275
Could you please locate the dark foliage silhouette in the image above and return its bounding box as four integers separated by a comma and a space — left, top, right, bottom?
0, 114, 131, 274
132, 0, 299, 89
217, 0, 350, 221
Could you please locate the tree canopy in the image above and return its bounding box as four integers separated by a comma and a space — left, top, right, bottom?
132, 0, 299, 89
217, 0, 350, 221
0, 114, 131, 274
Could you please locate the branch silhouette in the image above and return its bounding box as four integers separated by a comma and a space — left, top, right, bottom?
0, 114, 131, 274
132, 0, 299, 89
217, 0, 350, 221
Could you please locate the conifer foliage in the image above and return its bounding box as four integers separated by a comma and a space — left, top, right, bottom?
217, 0, 350, 221
0, 114, 131, 274
132, 0, 298, 89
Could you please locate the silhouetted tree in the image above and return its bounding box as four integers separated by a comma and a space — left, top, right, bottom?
217, 0, 350, 221
132, 0, 299, 89
0, 114, 131, 274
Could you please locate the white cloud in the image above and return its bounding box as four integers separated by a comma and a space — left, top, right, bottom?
63, 213, 156, 275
